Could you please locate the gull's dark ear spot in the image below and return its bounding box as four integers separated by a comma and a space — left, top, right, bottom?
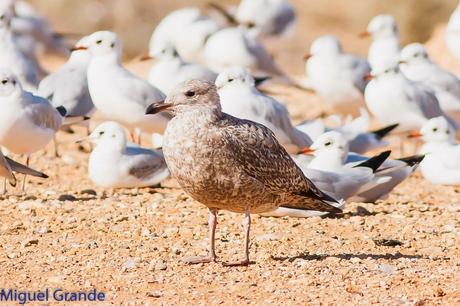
185, 90, 196, 97
110, 42, 115, 48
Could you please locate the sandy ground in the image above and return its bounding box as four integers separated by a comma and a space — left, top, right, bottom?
0, 27, 460, 306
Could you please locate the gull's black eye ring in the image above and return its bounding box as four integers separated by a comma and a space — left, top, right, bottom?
96, 39, 103, 45
185, 90, 196, 97
325, 141, 332, 147
99, 131, 105, 136
432, 128, 438, 132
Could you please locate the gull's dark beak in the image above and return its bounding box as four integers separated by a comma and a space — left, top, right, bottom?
146, 102, 172, 115
70, 45, 88, 52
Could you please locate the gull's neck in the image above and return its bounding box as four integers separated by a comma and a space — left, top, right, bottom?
308, 149, 346, 172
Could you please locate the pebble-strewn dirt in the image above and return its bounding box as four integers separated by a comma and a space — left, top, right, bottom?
0, 29, 459, 306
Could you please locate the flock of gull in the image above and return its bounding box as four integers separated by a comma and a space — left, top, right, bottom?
1, 0, 460, 266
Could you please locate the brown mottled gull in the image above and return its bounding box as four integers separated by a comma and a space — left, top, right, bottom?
146, 79, 342, 266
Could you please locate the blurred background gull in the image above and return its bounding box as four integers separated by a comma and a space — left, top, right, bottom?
31, 0, 460, 74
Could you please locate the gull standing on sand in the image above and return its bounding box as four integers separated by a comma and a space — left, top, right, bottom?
446, 3, 460, 62
304, 35, 370, 114
409, 117, 460, 185
146, 44, 217, 95
0, 7, 39, 91
364, 60, 458, 131
215, 67, 311, 154
80, 31, 168, 139
146, 79, 342, 266
399, 43, 460, 119
84, 121, 169, 188
360, 15, 400, 69
0, 69, 65, 183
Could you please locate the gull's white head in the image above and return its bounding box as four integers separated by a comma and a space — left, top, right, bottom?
418, 117, 456, 144
89, 121, 127, 150
310, 131, 349, 162
0, 69, 21, 97
400, 43, 430, 65
367, 15, 399, 39
215, 67, 255, 89
309, 35, 343, 57
369, 59, 400, 79
78, 31, 122, 59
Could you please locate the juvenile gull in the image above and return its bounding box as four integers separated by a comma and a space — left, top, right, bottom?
83, 121, 169, 188
215, 67, 311, 154
146, 79, 341, 266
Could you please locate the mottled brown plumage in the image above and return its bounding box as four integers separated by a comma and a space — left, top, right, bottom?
146, 79, 342, 266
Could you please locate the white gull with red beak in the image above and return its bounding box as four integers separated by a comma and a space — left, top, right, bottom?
304, 35, 370, 114
411, 117, 460, 185
364, 60, 459, 132
82, 31, 168, 139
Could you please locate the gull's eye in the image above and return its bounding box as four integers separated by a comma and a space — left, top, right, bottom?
96, 39, 103, 45
432, 127, 438, 132
1, 79, 7, 85
185, 90, 195, 97
384, 69, 390, 74
99, 131, 105, 136
228, 78, 234, 83
247, 22, 256, 29
324, 141, 332, 147
446, 130, 450, 134
0, 15, 4, 21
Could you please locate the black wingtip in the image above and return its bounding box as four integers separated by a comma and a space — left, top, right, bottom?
56, 105, 67, 117
397, 154, 426, 167
254, 76, 272, 87
371, 123, 399, 140
353, 150, 392, 173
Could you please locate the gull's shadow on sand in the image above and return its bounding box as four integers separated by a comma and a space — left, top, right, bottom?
271, 251, 450, 262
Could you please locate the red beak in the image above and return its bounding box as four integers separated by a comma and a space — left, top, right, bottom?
358, 31, 371, 38
408, 131, 423, 138
298, 147, 315, 155
140, 55, 153, 61
70, 46, 88, 52
363, 73, 373, 81
303, 53, 313, 61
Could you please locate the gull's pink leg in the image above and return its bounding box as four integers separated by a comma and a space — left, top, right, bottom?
183, 209, 218, 264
